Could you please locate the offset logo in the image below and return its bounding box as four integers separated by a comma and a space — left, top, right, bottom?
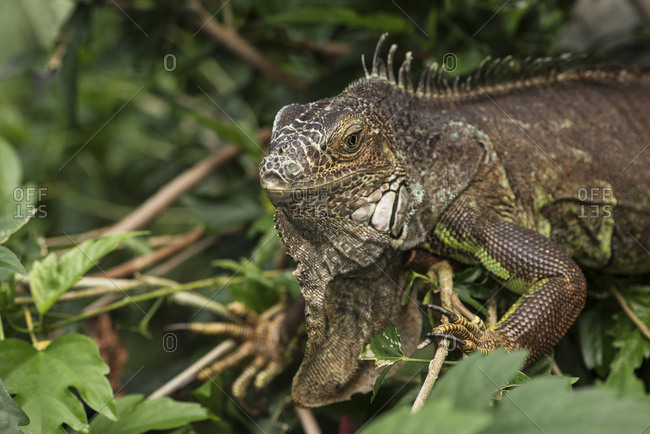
577, 187, 613, 219
13, 187, 47, 219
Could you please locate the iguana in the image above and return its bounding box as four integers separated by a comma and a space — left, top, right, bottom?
198, 34, 650, 408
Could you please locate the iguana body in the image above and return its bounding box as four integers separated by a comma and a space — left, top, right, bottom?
259, 35, 650, 407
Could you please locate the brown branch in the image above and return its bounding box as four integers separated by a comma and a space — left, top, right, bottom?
295, 407, 322, 434
92, 227, 205, 279
187, 0, 307, 91
102, 145, 240, 236
611, 286, 650, 340
412, 261, 453, 413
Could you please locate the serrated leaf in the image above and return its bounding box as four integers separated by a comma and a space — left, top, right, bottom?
360, 323, 405, 367
88, 394, 209, 434
0, 334, 117, 433
604, 285, 650, 397
0, 378, 29, 434
30, 232, 142, 314
0, 245, 26, 275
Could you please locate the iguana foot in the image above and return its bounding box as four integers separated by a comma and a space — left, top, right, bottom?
171, 299, 303, 400
419, 304, 510, 354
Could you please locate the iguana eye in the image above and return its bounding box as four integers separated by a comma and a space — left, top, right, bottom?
344, 132, 361, 152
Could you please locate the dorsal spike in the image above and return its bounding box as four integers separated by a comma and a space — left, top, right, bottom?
521, 56, 537, 80
417, 66, 428, 93
361, 54, 370, 78
485, 57, 502, 87
452, 75, 460, 94
427, 62, 439, 95
498, 55, 513, 84
529, 57, 552, 79
474, 56, 491, 87
464, 75, 472, 93
387, 44, 398, 84
547, 53, 573, 79
397, 52, 413, 89
372, 33, 388, 77
377, 58, 387, 79
440, 67, 451, 96
404, 51, 414, 93
436, 62, 446, 94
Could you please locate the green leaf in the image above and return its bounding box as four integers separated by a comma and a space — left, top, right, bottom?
360, 323, 406, 367
371, 364, 395, 403
487, 376, 650, 433
604, 285, 650, 397
366, 398, 491, 434
30, 232, 142, 314
366, 351, 523, 433
0, 245, 26, 275
88, 394, 209, 434
0, 378, 29, 434
0, 210, 34, 245
578, 308, 604, 369
0, 137, 22, 207
429, 349, 527, 411
0, 334, 117, 433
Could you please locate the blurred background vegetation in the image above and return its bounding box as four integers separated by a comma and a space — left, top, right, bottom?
0, 0, 649, 432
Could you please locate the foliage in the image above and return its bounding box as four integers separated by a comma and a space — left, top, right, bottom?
88, 394, 209, 434
0, 334, 117, 433
0, 0, 648, 432
365, 350, 650, 433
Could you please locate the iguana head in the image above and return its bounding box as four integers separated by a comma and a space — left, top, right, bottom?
258, 87, 422, 407
259, 94, 412, 244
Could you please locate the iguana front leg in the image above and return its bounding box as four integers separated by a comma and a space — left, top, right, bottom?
427, 204, 587, 362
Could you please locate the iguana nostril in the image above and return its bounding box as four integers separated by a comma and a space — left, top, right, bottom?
260, 171, 288, 190
286, 162, 303, 178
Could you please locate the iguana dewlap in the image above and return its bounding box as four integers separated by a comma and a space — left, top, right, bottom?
259, 34, 650, 407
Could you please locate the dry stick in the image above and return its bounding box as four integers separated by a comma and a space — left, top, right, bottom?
92, 227, 205, 279
295, 407, 322, 434
46, 146, 241, 247
188, 0, 307, 91
611, 286, 650, 340
149, 233, 220, 277
411, 261, 454, 413
103, 146, 240, 236
148, 340, 237, 399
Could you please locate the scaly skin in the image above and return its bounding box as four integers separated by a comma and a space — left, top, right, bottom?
259, 35, 650, 407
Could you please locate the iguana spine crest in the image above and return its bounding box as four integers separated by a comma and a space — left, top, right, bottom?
360, 33, 650, 106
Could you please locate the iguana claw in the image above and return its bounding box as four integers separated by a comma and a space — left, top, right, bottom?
172, 300, 303, 400
419, 303, 491, 353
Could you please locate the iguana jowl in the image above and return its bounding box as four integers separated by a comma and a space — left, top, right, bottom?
259, 34, 650, 407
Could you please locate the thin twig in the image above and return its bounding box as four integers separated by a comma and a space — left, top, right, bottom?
188, 0, 307, 91
148, 340, 237, 399
295, 407, 322, 434
611, 285, 650, 340
92, 227, 205, 278
15, 278, 150, 305
169, 291, 239, 323
103, 146, 240, 236
412, 261, 453, 413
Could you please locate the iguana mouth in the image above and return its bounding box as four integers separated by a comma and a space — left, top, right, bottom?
262, 171, 369, 205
